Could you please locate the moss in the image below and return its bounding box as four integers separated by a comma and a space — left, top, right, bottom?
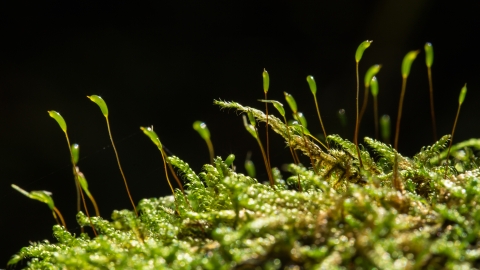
8, 97, 480, 269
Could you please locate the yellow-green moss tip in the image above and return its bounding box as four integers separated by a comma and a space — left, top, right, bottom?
355, 40, 372, 62
401, 50, 420, 78
87, 95, 109, 117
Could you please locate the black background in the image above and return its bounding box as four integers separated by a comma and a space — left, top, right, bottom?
1, 1, 479, 266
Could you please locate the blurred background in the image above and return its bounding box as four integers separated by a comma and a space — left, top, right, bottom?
1, 0, 479, 266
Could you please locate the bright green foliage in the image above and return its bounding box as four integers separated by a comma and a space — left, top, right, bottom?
364, 64, 381, 87
193, 121, 210, 141
459, 83, 467, 105
306, 75, 317, 94
11, 127, 480, 269
87, 95, 109, 117
9, 98, 480, 269
47, 111, 67, 132
262, 69, 269, 93
414, 135, 450, 164
355, 40, 372, 62
370, 76, 379, 97
425, 42, 434, 68
401, 50, 420, 78
140, 126, 162, 149
71, 144, 80, 165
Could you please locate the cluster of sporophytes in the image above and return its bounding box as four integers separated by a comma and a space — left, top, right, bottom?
8, 41, 480, 269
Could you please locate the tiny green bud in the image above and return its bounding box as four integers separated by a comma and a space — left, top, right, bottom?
401, 50, 420, 78
290, 121, 311, 135
364, 64, 382, 88
370, 76, 379, 97
71, 144, 80, 165
284, 92, 297, 113
294, 112, 308, 128
242, 115, 257, 139
424, 42, 434, 68
306, 75, 317, 95
11, 184, 55, 211
30, 191, 55, 211
355, 40, 373, 62
193, 121, 211, 141
272, 101, 285, 117
380, 114, 391, 142
225, 154, 235, 166
262, 69, 269, 93
48, 111, 67, 132
259, 100, 286, 117
140, 126, 162, 149
76, 168, 91, 197
338, 109, 347, 128
459, 83, 467, 105
87, 95, 109, 117
245, 160, 256, 178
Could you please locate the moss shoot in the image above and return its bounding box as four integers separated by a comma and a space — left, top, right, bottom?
8, 44, 480, 269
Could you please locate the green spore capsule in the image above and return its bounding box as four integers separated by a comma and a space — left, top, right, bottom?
445, 83, 468, 178
88, 94, 136, 216
355, 40, 373, 62
262, 69, 269, 93
364, 64, 382, 88
272, 101, 285, 117
380, 114, 391, 143
425, 42, 434, 68
370, 76, 379, 97
193, 120, 215, 164
284, 92, 298, 113
306, 75, 317, 95
245, 160, 256, 178
401, 50, 420, 78
294, 112, 308, 128
259, 100, 285, 117
71, 144, 80, 165
48, 111, 67, 132
242, 115, 257, 139
459, 83, 467, 105
12, 184, 67, 229
29, 190, 55, 210
87, 95, 109, 117
76, 169, 90, 197
11, 185, 59, 221
225, 154, 235, 167
140, 126, 162, 149
338, 109, 347, 128
193, 121, 211, 141
291, 121, 311, 136
75, 167, 100, 216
